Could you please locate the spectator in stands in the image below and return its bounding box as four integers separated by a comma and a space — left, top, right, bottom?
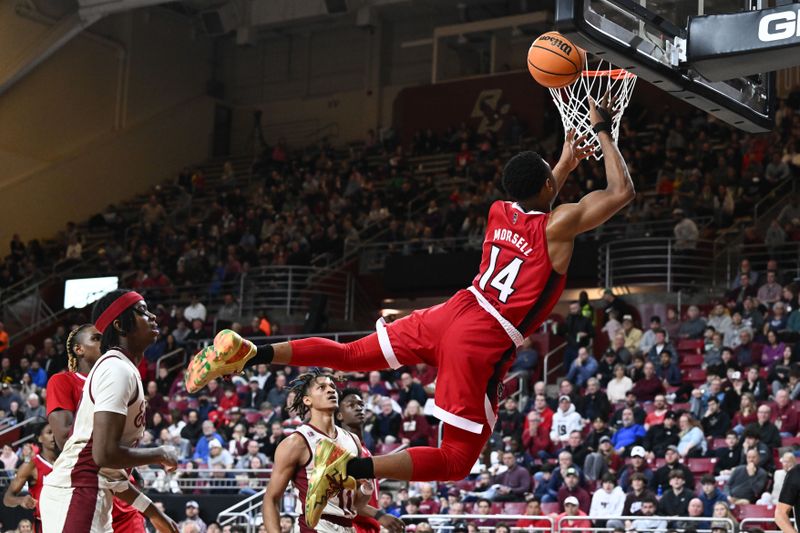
491, 451, 531, 501
677, 413, 707, 457
626, 497, 667, 533
733, 328, 761, 366
774, 388, 799, 436
612, 391, 646, 427
657, 469, 692, 517
607, 364, 634, 402
207, 438, 234, 469
567, 347, 598, 388
727, 448, 768, 504
619, 446, 654, 491
531, 392, 554, 434
597, 349, 621, 386
644, 411, 680, 458
242, 377, 266, 409
551, 396, 584, 445
186, 318, 208, 344
656, 351, 682, 387
367, 371, 389, 396
711, 502, 739, 533
216, 294, 239, 328
612, 408, 646, 455
741, 427, 774, 471
562, 301, 594, 369
261, 421, 285, 462
180, 409, 202, 445
183, 295, 207, 323
771, 451, 796, 504
673, 209, 699, 250
577, 378, 611, 423
631, 361, 665, 402
0, 358, 17, 384
516, 499, 551, 531
644, 395, 669, 429
603, 310, 623, 343
193, 420, 225, 463
704, 333, 725, 371
560, 430, 590, 468
729, 274, 759, 306
398, 372, 427, 408
609, 333, 633, 364
740, 297, 764, 332
702, 396, 731, 439
472, 499, 497, 529
676, 498, 709, 531
707, 304, 733, 343
639, 316, 662, 355
590, 473, 626, 524
699, 474, 726, 516
764, 301, 789, 334
558, 467, 590, 513
141, 195, 167, 225
372, 397, 401, 445
23, 393, 45, 420
583, 434, 624, 480
417, 483, 439, 514
523, 410, 552, 461
747, 404, 781, 449
623, 472, 656, 516
678, 306, 707, 339
235, 440, 268, 469
266, 374, 288, 410
714, 430, 742, 479
511, 337, 539, 377
0, 323, 8, 355
651, 446, 694, 492
731, 259, 759, 289
762, 330, 787, 370
647, 329, 677, 365
178, 501, 207, 533
399, 399, 430, 447
622, 315, 643, 355
758, 271, 783, 305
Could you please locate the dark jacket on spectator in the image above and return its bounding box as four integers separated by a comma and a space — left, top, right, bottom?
181, 420, 203, 445
650, 463, 694, 493
497, 407, 525, 441
727, 464, 768, 502
643, 424, 680, 458
714, 445, 742, 475
657, 487, 691, 516
242, 388, 267, 410
745, 421, 781, 449
630, 377, 665, 402
656, 363, 682, 386
558, 485, 591, 513
371, 411, 402, 443
623, 488, 656, 515
577, 391, 611, 423
398, 414, 431, 446
702, 410, 731, 438
611, 405, 646, 428
493, 464, 532, 499
618, 463, 654, 492
398, 383, 427, 408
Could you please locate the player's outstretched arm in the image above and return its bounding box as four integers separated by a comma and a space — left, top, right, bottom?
263, 434, 306, 533
48, 409, 74, 452
116, 485, 179, 533
356, 502, 405, 533
775, 502, 797, 533
548, 96, 635, 240
3, 459, 36, 509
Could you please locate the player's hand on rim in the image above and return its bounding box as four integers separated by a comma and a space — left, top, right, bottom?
588, 91, 618, 127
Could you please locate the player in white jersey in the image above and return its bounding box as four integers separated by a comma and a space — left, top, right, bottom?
262, 371, 384, 533
40, 290, 178, 533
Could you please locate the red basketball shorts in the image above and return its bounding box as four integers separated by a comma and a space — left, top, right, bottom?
377, 288, 517, 434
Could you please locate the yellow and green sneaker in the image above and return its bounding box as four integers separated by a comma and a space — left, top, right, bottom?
185, 329, 256, 393
304, 440, 357, 528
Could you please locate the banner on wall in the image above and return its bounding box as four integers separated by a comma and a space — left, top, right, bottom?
392, 72, 549, 146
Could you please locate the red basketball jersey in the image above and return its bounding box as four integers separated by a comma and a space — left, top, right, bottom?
353, 444, 380, 533
31, 453, 53, 523
471, 201, 566, 337
45, 371, 87, 416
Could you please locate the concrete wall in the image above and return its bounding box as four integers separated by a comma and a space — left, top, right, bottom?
0, 7, 214, 253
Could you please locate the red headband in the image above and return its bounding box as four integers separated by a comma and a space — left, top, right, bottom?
95, 292, 144, 334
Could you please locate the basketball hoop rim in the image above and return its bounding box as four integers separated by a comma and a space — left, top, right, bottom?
580, 68, 636, 80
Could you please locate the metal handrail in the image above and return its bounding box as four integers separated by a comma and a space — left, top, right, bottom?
154, 347, 186, 377
542, 341, 568, 385
558, 515, 734, 533
0, 416, 40, 439
740, 516, 778, 533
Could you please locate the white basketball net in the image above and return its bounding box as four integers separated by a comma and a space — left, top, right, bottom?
548, 59, 637, 160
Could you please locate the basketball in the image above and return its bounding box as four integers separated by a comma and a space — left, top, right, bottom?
527, 31, 585, 88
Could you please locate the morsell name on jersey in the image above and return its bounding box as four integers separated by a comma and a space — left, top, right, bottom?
491, 229, 533, 256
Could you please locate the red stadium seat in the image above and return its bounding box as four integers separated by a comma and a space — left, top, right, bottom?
244, 411, 262, 424
678, 339, 704, 353
541, 502, 560, 514
686, 457, 716, 474
712, 438, 727, 449
504, 502, 527, 514
781, 436, 800, 447
491, 503, 504, 514
671, 402, 691, 412
684, 368, 707, 385
679, 354, 703, 368
734, 504, 774, 520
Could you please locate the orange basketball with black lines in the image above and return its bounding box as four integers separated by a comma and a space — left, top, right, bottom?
527, 31, 585, 88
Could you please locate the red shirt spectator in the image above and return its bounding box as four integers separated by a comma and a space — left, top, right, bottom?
523, 411, 553, 458
219, 387, 240, 411
630, 362, 665, 402
557, 469, 591, 513
556, 498, 591, 533
516, 500, 551, 530
775, 389, 799, 435
399, 406, 431, 447
417, 483, 440, 515
411, 363, 437, 386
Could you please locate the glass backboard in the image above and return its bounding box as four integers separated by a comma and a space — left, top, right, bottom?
555, 0, 775, 131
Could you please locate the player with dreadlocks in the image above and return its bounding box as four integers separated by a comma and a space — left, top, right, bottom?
40, 290, 178, 533
263, 371, 390, 532
47, 323, 148, 533
336, 388, 404, 533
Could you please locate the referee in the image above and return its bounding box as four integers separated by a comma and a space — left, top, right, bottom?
777, 464, 800, 533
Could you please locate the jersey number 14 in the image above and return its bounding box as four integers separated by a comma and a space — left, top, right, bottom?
478, 245, 523, 303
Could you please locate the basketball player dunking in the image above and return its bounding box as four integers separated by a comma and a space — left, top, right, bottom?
40, 290, 178, 533
262, 372, 397, 533
3, 423, 57, 533
188, 96, 633, 527
336, 388, 404, 533
46, 323, 147, 533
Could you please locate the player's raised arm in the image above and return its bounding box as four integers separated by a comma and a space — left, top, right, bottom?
548, 95, 635, 240
262, 434, 307, 533
551, 129, 593, 194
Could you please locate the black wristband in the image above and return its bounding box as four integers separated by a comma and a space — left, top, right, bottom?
374, 509, 386, 520
593, 121, 613, 135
